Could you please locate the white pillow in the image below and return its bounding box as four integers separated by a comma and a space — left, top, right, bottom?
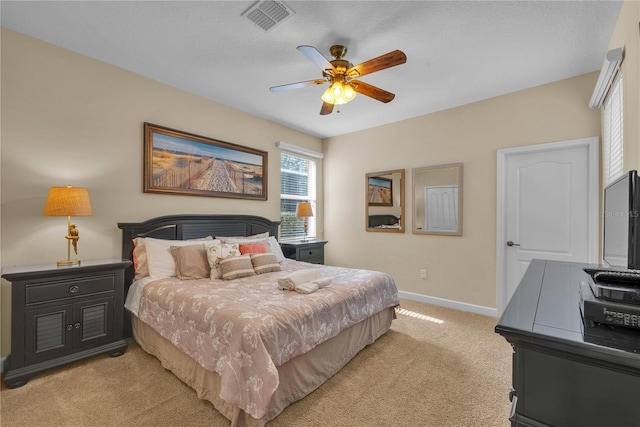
145, 236, 218, 279
218, 235, 285, 262
216, 232, 269, 241
267, 236, 286, 263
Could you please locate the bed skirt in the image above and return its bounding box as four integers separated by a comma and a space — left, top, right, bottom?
132, 307, 394, 426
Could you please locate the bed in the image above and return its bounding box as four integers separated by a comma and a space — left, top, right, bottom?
118, 214, 399, 427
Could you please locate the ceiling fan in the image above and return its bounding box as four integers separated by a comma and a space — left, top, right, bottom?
269, 45, 407, 115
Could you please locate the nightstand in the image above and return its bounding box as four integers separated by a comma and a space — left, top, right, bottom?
2, 258, 131, 388
281, 240, 328, 264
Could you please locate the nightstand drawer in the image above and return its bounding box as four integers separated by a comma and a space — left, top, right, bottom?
298, 248, 322, 261
26, 275, 115, 305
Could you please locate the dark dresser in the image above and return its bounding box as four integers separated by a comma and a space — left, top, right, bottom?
281, 240, 327, 264
2, 258, 130, 388
495, 259, 640, 427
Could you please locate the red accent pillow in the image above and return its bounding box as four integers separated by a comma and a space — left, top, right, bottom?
239, 242, 269, 255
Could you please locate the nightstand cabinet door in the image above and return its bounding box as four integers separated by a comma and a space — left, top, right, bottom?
74, 296, 114, 348
25, 290, 115, 361
25, 303, 73, 360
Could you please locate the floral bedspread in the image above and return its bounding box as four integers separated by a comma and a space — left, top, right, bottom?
136, 260, 399, 419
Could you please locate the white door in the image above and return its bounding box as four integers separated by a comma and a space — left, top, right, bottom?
496, 138, 599, 314
424, 185, 458, 232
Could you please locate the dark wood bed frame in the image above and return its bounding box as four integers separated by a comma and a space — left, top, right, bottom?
117, 214, 280, 333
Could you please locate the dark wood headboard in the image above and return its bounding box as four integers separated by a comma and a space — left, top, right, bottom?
118, 214, 280, 286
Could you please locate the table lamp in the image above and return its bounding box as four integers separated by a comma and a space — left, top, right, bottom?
296, 202, 314, 242
44, 186, 93, 266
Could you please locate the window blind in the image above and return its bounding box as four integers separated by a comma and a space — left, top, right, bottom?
280, 152, 316, 240
603, 72, 623, 185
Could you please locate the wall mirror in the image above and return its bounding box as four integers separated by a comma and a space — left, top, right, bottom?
412, 163, 463, 235
366, 169, 405, 233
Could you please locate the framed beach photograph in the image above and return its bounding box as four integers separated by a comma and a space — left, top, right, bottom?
367, 176, 393, 206
143, 123, 267, 200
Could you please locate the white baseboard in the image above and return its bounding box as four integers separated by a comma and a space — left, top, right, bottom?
398, 290, 498, 318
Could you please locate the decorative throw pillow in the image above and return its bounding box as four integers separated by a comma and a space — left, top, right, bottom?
170, 244, 210, 280
207, 243, 241, 279
133, 237, 149, 279
217, 235, 286, 263
144, 236, 215, 279
239, 242, 269, 255
219, 254, 256, 280
250, 253, 281, 274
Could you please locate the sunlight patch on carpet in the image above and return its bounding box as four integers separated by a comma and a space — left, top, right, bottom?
396, 308, 444, 324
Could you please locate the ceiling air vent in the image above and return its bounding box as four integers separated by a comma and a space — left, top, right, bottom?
241, 1, 295, 32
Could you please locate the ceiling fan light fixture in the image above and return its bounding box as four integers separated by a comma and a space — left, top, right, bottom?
270, 44, 406, 114
321, 80, 356, 105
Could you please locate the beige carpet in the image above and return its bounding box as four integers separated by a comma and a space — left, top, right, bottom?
0, 299, 512, 426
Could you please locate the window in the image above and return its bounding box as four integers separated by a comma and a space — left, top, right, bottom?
603, 71, 623, 185
280, 152, 316, 240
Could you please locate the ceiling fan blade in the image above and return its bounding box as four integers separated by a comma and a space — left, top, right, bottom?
350, 81, 396, 103
320, 102, 334, 115
297, 45, 336, 75
270, 79, 327, 92
347, 50, 407, 78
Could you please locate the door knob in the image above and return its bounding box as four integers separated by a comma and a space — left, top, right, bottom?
506, 241, 520, 247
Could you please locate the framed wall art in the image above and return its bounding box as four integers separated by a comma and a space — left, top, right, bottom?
367, 176, 393, 206
143, 123, 267, 200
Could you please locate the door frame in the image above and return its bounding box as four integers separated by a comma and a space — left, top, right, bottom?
496, 137, 600, 314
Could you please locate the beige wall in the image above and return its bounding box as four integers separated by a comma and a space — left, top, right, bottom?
323, 73, 602, 309
0, 29, 323, 356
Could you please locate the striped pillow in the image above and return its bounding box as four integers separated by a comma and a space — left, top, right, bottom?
250, 253, 281, 274
219, 254, 256, 280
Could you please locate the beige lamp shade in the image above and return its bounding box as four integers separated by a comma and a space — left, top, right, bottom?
296, 202, 313, 218
44, 186, 93, 216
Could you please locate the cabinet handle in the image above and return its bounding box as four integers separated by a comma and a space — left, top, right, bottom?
66, 324, 73, 331
74, 322, 81, 329
69, 285, 79, 293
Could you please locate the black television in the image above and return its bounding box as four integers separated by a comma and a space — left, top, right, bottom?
603, 170, 640, 270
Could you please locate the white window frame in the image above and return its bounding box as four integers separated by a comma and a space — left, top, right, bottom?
279, 150, 318, 241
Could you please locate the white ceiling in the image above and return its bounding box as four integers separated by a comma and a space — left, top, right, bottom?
1, 1, 622, 139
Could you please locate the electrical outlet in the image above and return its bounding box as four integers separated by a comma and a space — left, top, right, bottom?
419, 269, 427, 279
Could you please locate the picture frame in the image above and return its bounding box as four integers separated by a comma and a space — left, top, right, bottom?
143, 123, 267, 200
367, 176, 393, 206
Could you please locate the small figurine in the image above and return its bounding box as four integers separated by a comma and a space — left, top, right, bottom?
67, 224, 79, 255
